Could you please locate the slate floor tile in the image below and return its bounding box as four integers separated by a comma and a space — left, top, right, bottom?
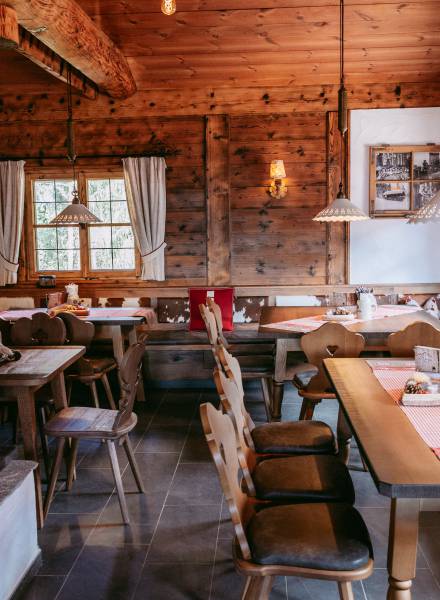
363, 568, 440, 600
133, 563, 213, 600
16, 576, 65, 600
166, 462, 223, 506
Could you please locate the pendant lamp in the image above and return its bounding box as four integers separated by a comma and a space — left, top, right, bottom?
313, 0, 369, 223
50, 69, 101, 226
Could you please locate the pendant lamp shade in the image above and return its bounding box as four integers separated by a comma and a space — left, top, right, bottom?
313, 186, 369, 222
50, 190, 101, 225
407, 190, 440, 224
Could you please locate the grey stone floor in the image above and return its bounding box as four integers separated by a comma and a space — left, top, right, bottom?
3, 382, 440, 600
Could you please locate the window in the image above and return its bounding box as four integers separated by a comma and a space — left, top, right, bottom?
27, 171, 138, 278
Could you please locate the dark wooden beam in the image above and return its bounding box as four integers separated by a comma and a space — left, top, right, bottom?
206, 115, 231, 286
15, 27, 97, 100
0, 5, 18, 48
6, 0, 136, 99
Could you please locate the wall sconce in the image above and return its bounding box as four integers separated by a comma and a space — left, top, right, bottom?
269, 159, 287, 199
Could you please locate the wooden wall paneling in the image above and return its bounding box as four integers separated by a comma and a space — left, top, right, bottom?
326, 111, 348, 285
206, 114, 231, 285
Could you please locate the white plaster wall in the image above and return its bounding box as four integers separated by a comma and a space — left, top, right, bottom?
349, 107, 440, 284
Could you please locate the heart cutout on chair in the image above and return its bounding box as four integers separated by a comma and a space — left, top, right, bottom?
326, 345, 339, 357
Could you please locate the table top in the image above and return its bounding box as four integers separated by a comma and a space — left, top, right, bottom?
324, 357, 440, 498
0, 346, 85, 387
0, 308, 150, 327
259, 306, 440, 337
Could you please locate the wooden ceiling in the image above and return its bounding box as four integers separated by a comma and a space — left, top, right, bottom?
0, 0, 439, 97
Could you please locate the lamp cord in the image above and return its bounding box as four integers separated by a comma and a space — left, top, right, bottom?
66, 66, 77, 191
340, 0, 344, 86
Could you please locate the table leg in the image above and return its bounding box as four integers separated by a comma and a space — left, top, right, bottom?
272, 339, 288, 420
111, 325, 125, 364
50, 373, 68, 411
387, 498, 420, 600
337, 406, 352, 465
128, 326, 146, 402
16, 386, 44, 528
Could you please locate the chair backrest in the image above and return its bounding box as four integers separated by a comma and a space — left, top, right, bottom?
213, 367, 256, 494
301, 322, 365, 392
199, 302, 219, 346
199, 402, 252, 560
388, 321, 440, 357
113, 343, 145, 430
10, 312, 66, 346
57, 312, 95, 348
207, 297, 229, 347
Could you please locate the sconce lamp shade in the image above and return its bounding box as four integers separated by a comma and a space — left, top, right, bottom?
50, 190, 102, 225
313, 186, 369, 222
407, 190, 440, 224
270, 159, 286, 180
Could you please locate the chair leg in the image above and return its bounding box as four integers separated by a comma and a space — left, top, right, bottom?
299, 398, 319, 420
66, 438, 79, 491
43, 437, 66, 519
338, 581, 354, 600
89, 381, 100, 409
122, 435, 145, 493
36, 405, 51, 481
101, 373, 117, 410
242, 576, 273, 600
106, 439, 130, 524
66, 379, 73, 405
260, 378, 272, 423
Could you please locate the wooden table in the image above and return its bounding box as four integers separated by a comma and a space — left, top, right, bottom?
0, 347, 85, 527
324, 357, 440, 600
259, 306, 440, 419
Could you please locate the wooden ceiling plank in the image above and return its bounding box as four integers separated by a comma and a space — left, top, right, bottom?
6, 0, 136, 98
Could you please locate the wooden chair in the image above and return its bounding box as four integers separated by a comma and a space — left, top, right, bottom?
215, 343, 336, 456
388, 321, 440, 357
294, 323, 365, 421
43, 343, 146, 523
58, 312, 117, 410
213, 367, 354, 504
199, 302, 273, 421
200, 402, 373, 600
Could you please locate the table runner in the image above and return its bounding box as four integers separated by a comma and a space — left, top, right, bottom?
263, 304, 421, 334
0, 307, 157, 324
366, 359, 440, 457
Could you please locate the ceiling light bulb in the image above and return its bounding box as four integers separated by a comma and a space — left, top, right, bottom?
161, 0, 176, 15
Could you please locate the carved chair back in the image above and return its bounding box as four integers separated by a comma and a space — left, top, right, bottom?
300, 322, 365, 393
10, 312, 66, 346
57, 312, 95, 348
388, 321, 440, 357
207, 297, 229, 347
113, 343, 145, 430
199, 402, 252, 559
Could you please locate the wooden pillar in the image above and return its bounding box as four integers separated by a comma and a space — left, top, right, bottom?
0, 5, 19, 49
206, 114, 231, 286
326, 111, 348, 285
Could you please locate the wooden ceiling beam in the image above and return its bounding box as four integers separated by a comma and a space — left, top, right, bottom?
16, 28, 97, 100
5, 0, 136, 99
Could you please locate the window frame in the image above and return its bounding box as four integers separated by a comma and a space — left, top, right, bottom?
23, 166, 141, 282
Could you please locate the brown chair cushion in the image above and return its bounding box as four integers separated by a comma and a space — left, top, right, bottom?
251, 420, 335, 455
247, 503, 372, 571
237, 354, 274, 374
252, 455, 355, 504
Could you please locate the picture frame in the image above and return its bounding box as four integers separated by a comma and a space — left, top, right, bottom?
369, 145, 440, 217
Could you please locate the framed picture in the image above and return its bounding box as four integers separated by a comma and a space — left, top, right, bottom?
370, 145, 440, 217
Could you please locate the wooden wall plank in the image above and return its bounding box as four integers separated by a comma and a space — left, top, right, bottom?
206, 114, 231, 285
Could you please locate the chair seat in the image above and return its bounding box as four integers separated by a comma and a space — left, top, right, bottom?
293, 369, 319, 390
237, 354, 274, 375
67, 356, 117, 377
247, 502, 372, 571
44, 406, 137, 438
251, 420, 335, 455
88, 357, 117, 373
253, 455, 354, 503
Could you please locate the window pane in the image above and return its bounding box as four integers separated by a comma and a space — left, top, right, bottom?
58, 250, 80, 271
89, 226, 112, 249
37, 250, 58, 271
55, 180, 75, 203
111, 201, 130, 222
112, 226, 134, 248
89, 201, 111, 223
35, 203, 56, 225
112, 249, 135, 270
57, 227, 80, 249
90, 248, 112, 270
110, 179, 126, 200
36, 228, 57, 249
88, 179, 110, 202
34, 181, 55, 203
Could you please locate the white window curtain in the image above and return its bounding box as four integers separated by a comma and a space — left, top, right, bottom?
122, 157, 167, 281
0, 161, 25, 286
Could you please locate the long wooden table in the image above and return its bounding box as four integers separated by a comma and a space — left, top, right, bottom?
259, 306, 440, 419
324, 357, 440, 600
0, 347, 85, 528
